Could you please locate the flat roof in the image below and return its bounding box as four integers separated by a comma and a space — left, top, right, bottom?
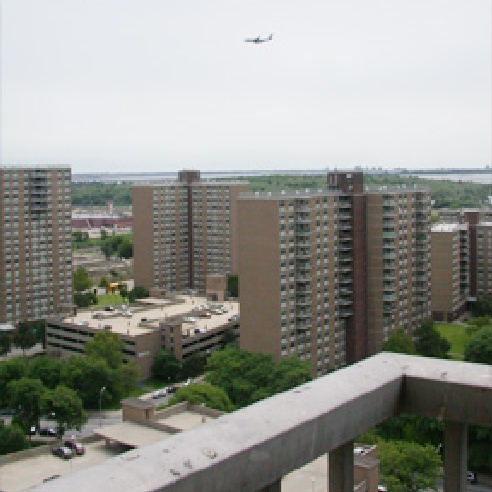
94, 422, 173, 448
431, 223, 468, 232
49, 296, 240, 338
239, 189, 342, 200
155, 411, 214, 431
0, 440, 122, 492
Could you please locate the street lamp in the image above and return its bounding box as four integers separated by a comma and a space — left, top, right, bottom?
99, 386, 106, 427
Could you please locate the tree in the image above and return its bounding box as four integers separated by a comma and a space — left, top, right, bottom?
220, 327, 238, 349
0, 422, 29, 455
382, 328, 416, 355
205, 347, 311, 408
117, 238, 133, 259
74, 291, 97, 308
169, 383, 235, 412
181, 353, 207, 378
464, 326, 492, 365
0, 331, 12, 355
227, 274, 239, 297
32, 320, 46, 348
73, 267, 92, 293
84, 331, 124, 370
414, 319, 450, 359
13, 321, 37, 355
152, 349, 182, 382
61, 356, 113, 408
28, 356, 63, 389
7, 378, 46, 432
377, 439, 442, 492
115, 361, 140, 396
273, 356, 312, 393
101, 241, 113, 260
0, 357, 28, 407
99, 276, 109, 288
100, 228, 108, 240
42, 385, 87, 438
129, 286, 149, 303
118, 283, 129, 300
473, 295, 492, 317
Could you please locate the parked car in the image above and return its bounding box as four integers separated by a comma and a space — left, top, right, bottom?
152, 389, 167, 399
104, 306, 115, 312
198, 311, 212, 318
167, 385, 178, 394
52, 446, 73, 459
228, 315, 240, 322
28, 425, 37, 435
64, 440, 85, 455
467, 471, 477, 484
40, 427, 56, 437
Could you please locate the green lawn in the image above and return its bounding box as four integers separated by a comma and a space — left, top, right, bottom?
97, 293, 126, 306
436, 323, 470, 360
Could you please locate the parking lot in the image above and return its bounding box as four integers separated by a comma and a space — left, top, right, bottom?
0, 440, 124, 492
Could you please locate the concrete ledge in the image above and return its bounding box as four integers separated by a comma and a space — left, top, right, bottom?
28, 354, 492, 492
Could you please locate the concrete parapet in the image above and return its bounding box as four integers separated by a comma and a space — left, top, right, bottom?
28, 354, 492, 492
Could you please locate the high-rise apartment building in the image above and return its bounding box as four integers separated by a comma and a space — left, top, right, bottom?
0, 166, 72, 324
365, 184, 432, 354
133, 170, 248, 292
238, 171, 431, 375
475, 222, 492, 297
435, 208, 492, 299
430, 223, 469, 321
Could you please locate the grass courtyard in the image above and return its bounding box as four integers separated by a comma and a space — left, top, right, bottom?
96, 293, 126, 307
436, 323, 471, 360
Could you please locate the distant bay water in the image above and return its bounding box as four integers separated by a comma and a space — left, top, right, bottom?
410, 173, 492, 185
73, 170, 492, 184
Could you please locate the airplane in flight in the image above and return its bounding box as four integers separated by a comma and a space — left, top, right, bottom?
244, 34, 273, 44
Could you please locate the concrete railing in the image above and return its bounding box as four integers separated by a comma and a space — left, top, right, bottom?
29, 354, 492, 492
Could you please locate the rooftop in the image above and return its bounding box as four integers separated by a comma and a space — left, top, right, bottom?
239, 189, 343, 200
431, 223, 468, 232
49, 295, 239, 338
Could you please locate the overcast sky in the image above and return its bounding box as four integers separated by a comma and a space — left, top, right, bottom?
1, 0, 491, 173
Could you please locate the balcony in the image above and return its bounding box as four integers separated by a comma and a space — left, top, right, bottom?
296, 214, 311, 224
383, 294, 396, 302
339, 275, 353, 285
338, 298, 352, 306
296, 261, 311, 272
338, 244, 352, 252
296, 322, 311, 332
296, 276, 311, 283
296, 311, 311, 320
339, 307, 353, 317
296, 228, 311, 236
296, 296, 311, 306
296, 249, 311, 259
297, 287, 312, 295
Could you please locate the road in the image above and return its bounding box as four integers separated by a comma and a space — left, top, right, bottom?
0, 414, 123, 440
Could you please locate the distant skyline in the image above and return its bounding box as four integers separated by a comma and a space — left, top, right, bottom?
1, 0, 491, 174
